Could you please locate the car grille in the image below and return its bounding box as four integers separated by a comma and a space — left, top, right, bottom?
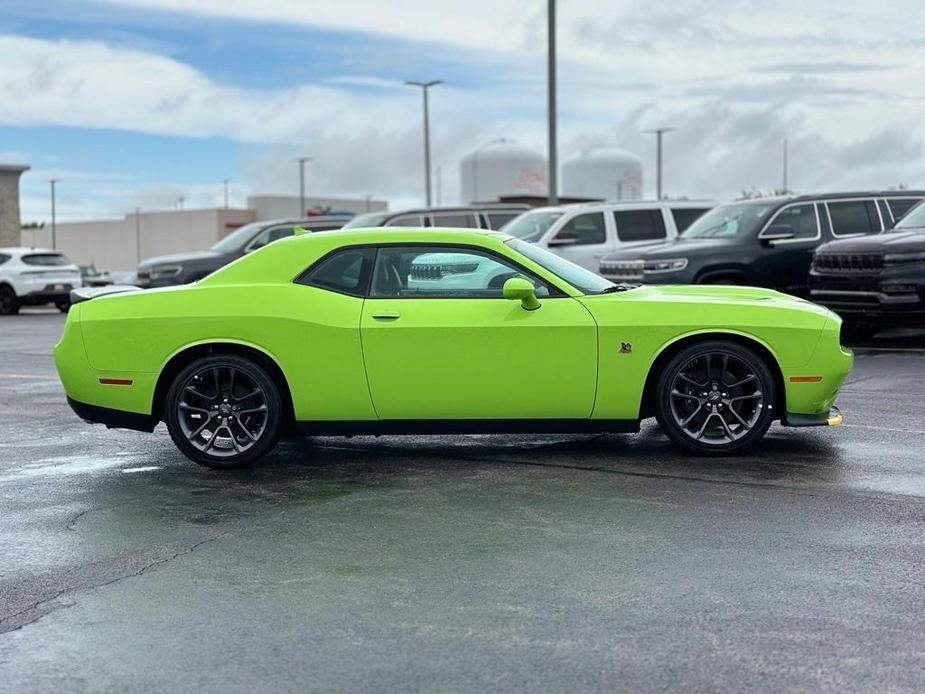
813, 253, 883, 274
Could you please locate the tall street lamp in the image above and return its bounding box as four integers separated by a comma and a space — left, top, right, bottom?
547, 0, 558, 205
405, 80, 442, 207
645, 127, 675, 200
295, 157, 312, 215
49, 179, 59, 249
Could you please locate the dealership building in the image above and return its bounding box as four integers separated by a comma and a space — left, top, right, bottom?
25, 194, 387, 271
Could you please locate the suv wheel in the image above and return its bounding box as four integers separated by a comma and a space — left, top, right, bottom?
841, 322, 878, 342
655, 340, 776, 455
165, 355, 282, 469
0, 285, 19, 315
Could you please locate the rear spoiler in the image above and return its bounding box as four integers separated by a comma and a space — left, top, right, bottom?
70, 285, 142, 306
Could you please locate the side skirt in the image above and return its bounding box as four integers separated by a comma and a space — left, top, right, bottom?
295, 419, 640, 437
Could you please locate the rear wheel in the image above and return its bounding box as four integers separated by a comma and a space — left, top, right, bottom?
0, 285, 19, 315
655, 341, 776, 455
165, 355, 282, 469
55, 300, 70, 313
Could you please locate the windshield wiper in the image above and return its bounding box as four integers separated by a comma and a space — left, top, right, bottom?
598, 283, 637, 294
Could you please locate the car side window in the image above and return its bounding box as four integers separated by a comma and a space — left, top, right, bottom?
369, 246, 551, 299
767, 204, 818, 240
297, 248, 373, 297
888, 198, 922, 221
614, 210, 667, 242
249, 226, 293, 251
827, 200, 880, 236
552, 212, 606, 245
429, 213, 479, 228
670, 208, 708, 233
385, 214, 424, 227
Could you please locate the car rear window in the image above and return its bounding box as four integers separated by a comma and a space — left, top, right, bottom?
0, 253, 10, 265
22, 253, 71, 266
614, 210, 666, 242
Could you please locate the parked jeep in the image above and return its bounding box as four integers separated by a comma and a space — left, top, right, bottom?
599, 191, 925, 295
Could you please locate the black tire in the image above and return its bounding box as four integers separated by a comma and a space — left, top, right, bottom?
841, 322, 878, 342
165, 355, 282, 469
56, 301, 71, 313
0, 285, 19, 315
655, 340, 776, 456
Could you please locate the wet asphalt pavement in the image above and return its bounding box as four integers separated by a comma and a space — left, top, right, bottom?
1, 311, 924, 693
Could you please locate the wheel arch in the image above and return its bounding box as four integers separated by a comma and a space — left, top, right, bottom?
151, 340, 295, 432
638, 330, 786, 421
694, 265, 750, 284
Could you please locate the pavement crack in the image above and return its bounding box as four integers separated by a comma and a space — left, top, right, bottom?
66, 506, 97, 532
0, 533, 229, 635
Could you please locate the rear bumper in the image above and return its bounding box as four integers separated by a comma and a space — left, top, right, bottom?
20, 283, 76, 304
67, 396, 158, 432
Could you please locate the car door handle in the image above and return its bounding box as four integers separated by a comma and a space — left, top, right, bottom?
371, 311, 401, 320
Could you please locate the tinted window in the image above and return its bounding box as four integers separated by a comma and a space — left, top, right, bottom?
370, 246, 550, 299
614, 210, 666, 242
22, 253, 70, 266
553, 212, 606, 245
385, 214, 424, 227
767, 204, 817, 240
249, 226, 293, 250
888, 198, 922, 221
299, 248, 372, 297
429, 213, 478, 228
827, 200, 879, 236
0, 253, 10, 265
671, 208, 709, 232
486, 212, 519, 229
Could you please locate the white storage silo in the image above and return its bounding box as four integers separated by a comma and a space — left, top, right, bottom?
562, 146, 644, 201
460, 139, 547, 203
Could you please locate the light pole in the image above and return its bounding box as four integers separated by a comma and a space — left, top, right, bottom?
295, 157, 312, 215
49, 179, 58, 249
645, 127, 675, 200
782, 139, 789, 192
134, 207, 142, 264
222, 179, 230, 209
405, 80, 442, 206
547, 0, 558, 205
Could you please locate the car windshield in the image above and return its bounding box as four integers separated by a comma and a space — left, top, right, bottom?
502, 210, 565, 242
681, 202, 776, 239
342, 211, 392, 228
507, 238, 615, 295
210, 222, 266, 252
892, 200, 925, 230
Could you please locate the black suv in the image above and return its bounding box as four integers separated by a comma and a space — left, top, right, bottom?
136, 215, 352, 288
341, 204, 529, 231
810, 199, 925, 338
599, 191, 925, 296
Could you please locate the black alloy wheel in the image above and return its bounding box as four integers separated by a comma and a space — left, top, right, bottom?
165, 355, 282, 468
0, 285, 19, 315
655, 340, 776, 455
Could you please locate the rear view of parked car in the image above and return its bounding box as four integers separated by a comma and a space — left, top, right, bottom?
342, 204, 529, 231
599, 191, 925, 294
0, 248, 83, 314
136, 214, 353, 288
811, 199, 925, 339
501, 201, 713, 272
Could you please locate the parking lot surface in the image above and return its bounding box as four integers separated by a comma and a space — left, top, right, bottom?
1, 311, 924, 692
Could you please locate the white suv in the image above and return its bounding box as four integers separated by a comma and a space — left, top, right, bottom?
0, 248, 83, 315
501, 200, 715, 272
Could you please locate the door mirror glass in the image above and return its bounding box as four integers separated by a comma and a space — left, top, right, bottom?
502, 277, 541, 310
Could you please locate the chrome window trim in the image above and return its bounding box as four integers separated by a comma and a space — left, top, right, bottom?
822, 198, 882, 238
757, 201, 821, 244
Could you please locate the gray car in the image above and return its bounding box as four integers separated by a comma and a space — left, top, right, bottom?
136, 215, 352, 288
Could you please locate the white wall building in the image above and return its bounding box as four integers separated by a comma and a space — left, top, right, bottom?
562, 146, 644, 201
460, 139, 547, 204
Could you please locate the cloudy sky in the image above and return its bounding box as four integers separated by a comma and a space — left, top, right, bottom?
2, 0, 924, 222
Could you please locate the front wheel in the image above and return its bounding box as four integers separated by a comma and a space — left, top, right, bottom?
655, 341, 776, 455
165, 355, 282, 469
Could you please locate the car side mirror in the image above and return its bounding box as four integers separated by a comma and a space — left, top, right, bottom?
503, 277, 541, 311
761, 225, 795, 245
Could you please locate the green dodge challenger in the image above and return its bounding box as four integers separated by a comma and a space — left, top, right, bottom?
54, 228, 852, 468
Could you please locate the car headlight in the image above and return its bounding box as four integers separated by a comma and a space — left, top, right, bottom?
643, 258, 688, 274
883, 252, 925, 265
148, 264, 183, 279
